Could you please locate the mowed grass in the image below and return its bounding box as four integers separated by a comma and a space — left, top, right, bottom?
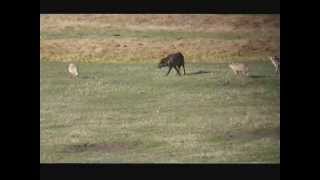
40, 61, 280, 163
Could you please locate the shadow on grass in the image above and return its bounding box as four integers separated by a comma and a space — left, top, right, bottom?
79, 75, 96, 79
62, 142, 132, 154
248, 75, 268, 79
186, 70, 212, 76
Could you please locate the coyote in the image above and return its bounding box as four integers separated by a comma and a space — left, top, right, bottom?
68, 63, 79, 78
269, 56, 280, 73
158, 52, 186, 76
229, 63, 249, 76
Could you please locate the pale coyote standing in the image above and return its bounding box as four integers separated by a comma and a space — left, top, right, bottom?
68, 63, 79, 78
269, 56, 280, 73
229, 63, 249, 77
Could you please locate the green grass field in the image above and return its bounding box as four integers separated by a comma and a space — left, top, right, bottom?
40, 14, 280, 163
40, 61, 280, 163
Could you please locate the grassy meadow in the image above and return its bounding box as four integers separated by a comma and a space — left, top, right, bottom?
40, 14, 280, 163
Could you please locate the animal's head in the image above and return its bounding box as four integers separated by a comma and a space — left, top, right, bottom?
269, 56, 274, 61
269, 56, 280, 61
158, 57, 169, 69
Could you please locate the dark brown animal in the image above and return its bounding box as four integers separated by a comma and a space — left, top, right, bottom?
158, 52, 186, 76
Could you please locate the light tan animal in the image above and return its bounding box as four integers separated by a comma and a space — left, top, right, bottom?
229, 63, 249, 76
269, 56, 280, 73
68, 63, 79, 78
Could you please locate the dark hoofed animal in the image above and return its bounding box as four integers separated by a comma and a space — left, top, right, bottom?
158, 52, 186, 76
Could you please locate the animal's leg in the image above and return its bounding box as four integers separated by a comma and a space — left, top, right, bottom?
174, 66, 181, 76
273, 65, 277, 73
240, 71, 244, 76
245, 71, 249, 76
182, 64, 186, 75
166, 66, 173, 76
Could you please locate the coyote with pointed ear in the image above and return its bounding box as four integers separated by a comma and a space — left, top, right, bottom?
229, 63, 249, 77
158, 52, 186, 76
269, 56, 280, 73
68, 63, 79, 78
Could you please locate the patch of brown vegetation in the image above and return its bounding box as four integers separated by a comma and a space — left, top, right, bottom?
40, 14, 280, 63
41, 14, 279, 33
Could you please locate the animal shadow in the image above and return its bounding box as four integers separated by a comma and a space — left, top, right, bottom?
186, 70, 212, 76
248, 75, 268, 79
79, 75, 96, 79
